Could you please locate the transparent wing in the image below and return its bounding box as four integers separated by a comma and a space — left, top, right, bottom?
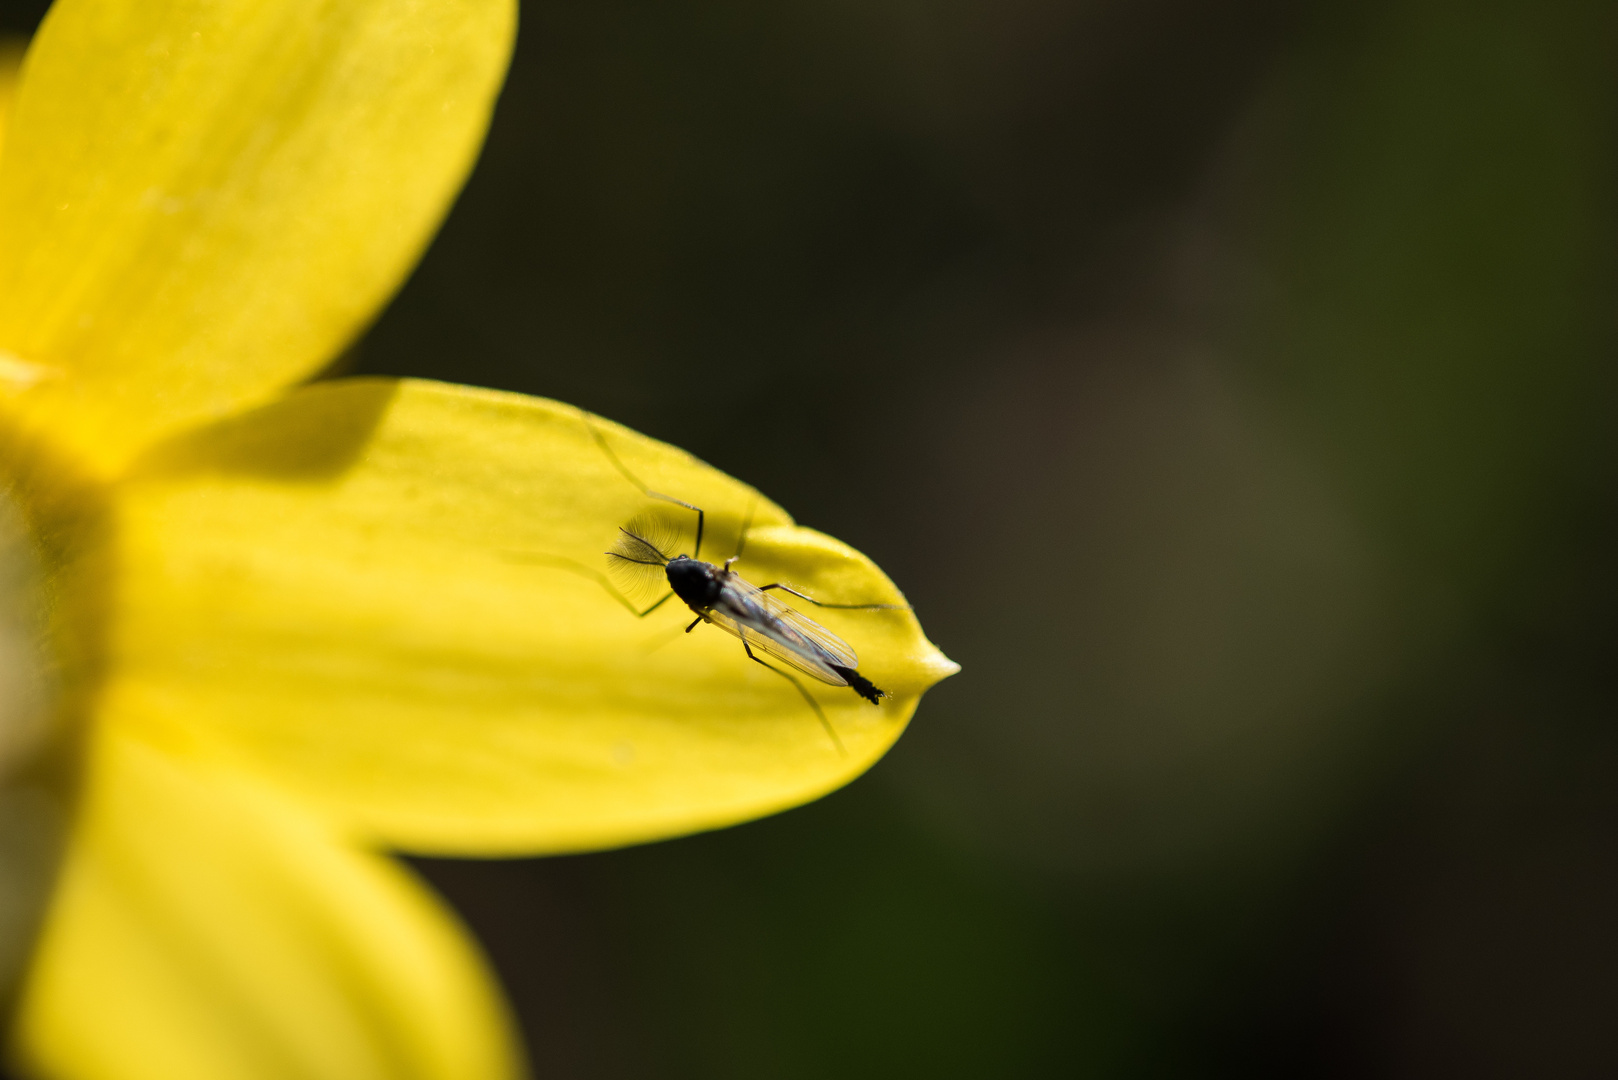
701, 608, 846, 686
751, 585, 860, 669
704, 576, 861, 686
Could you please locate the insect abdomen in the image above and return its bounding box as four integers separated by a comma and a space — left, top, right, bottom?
831, 664, 884, 704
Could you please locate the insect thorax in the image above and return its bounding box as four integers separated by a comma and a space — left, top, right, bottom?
665, 556, 723, 609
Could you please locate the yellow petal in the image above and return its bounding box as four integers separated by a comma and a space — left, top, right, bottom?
10, 728, 522, 1080
99, 378, 957, 855
0, 37, 24, 161
0, 0, 514, 473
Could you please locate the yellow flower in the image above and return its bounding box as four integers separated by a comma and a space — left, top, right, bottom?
0, 3, 957, 1078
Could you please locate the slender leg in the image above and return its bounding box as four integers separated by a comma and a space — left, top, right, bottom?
757, 583, 910, 611
636, 592, 677, 617
685, 615, 704, 633
582, 409, 706, 559
506, 553, 675, 617
742, 640, 846, 757
732, 495, 758, 563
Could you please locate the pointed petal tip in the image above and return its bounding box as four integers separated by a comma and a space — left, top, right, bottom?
918, 646, 961, 684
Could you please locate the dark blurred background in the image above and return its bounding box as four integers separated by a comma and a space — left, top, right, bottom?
8, 0, 1618, 1076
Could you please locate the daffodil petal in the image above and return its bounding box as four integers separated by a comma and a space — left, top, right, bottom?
10, 728, 521, 1080
100, 378, 957, 855
0, 38, 23, 161
0, 0, 514, 473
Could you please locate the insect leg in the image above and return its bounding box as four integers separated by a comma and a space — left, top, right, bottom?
685, 615, 704, 633
636, 592, 677, 617
757, 583, 910, 611
742, 640, 846, 756
731, 495, 758, 563
582, 409, 706, 559
506, 554, 677, 617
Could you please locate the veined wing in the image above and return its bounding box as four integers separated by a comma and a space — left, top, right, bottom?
704, 607, 848, 686
729, 576, 860, 669
705, 576, 860, 686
